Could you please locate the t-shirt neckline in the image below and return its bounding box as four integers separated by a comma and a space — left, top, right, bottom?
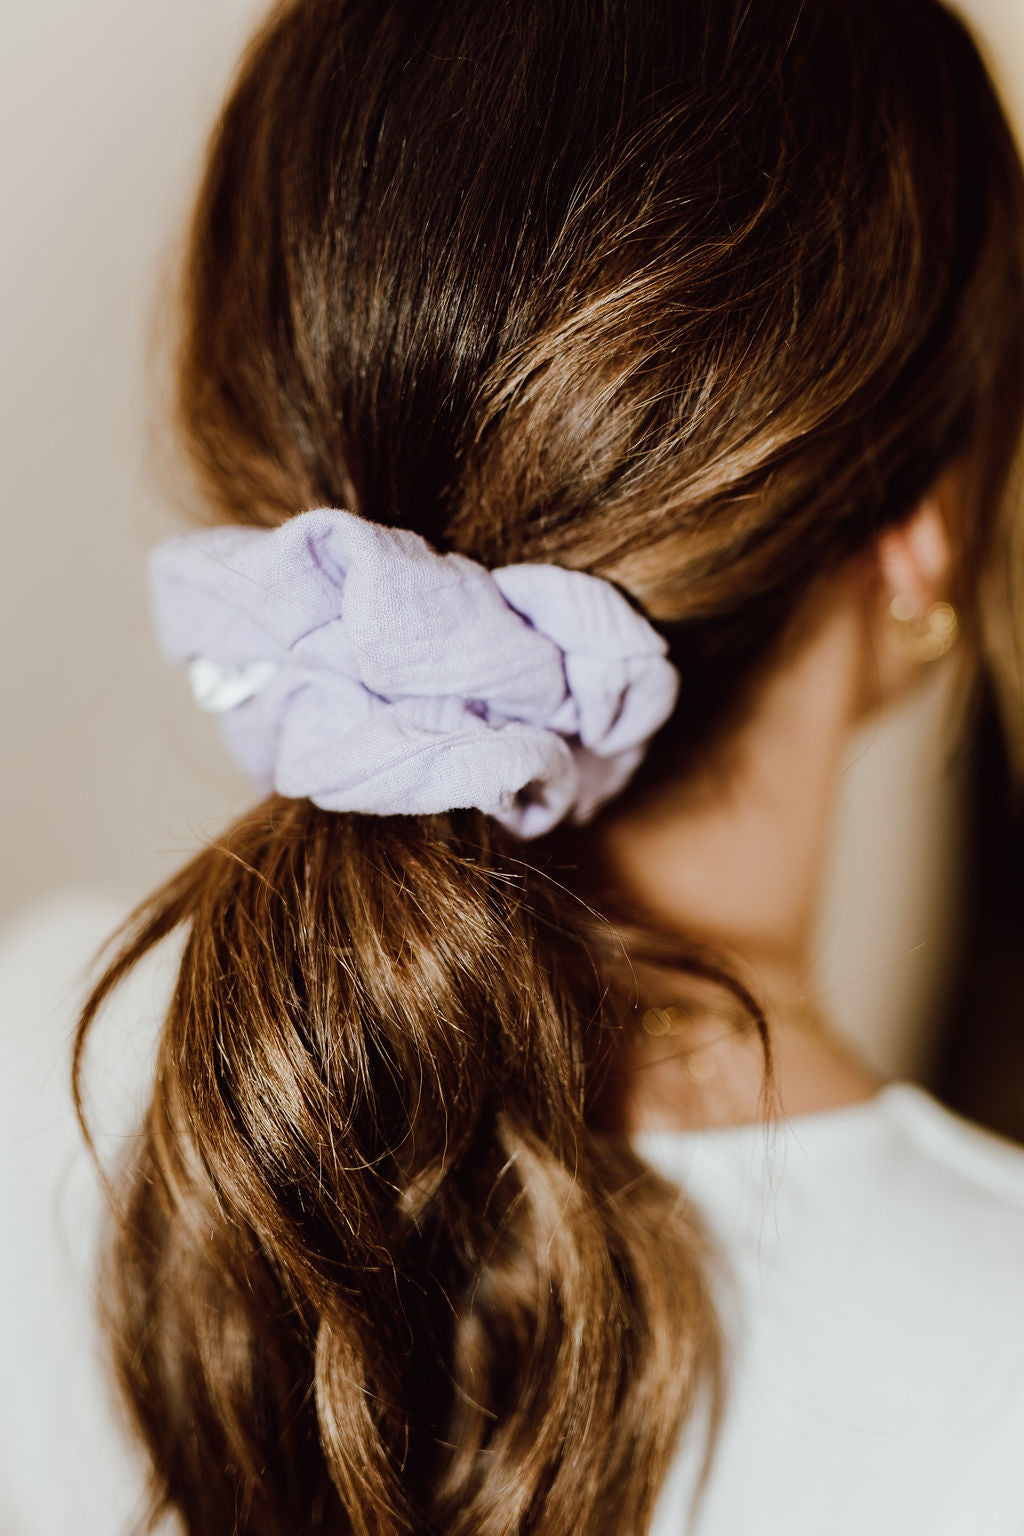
630, 1079, 921, 1154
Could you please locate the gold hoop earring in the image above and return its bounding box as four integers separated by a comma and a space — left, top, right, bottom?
640, 1005, 723, 1084
888, 596, 959, 662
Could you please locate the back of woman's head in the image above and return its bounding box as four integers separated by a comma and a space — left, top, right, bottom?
76, 3, 1024, 1533
184, 0, 1024, 752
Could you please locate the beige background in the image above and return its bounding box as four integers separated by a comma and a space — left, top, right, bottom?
2, 1, 1022, 1079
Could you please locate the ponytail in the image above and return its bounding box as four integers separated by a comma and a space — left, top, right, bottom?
74, 799, 719, 1534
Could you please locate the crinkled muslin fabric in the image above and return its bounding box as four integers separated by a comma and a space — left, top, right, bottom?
148, 509, 679, 837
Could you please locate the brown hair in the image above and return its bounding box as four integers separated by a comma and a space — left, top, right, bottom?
75, 2, 1024, 1532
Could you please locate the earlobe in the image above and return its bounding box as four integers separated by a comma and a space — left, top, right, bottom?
869, 494, 960, 702
876, 498, 953, 619
888, 593, 959, 663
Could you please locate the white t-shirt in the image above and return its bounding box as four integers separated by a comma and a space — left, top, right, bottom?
3, 893, 1024, 1535
641, 1093, 1024, 1535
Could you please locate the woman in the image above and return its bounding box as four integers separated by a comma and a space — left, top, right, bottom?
13, 0, 1024, 1531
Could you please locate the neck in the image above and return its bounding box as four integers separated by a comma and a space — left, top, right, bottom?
590, 582, 883, 1132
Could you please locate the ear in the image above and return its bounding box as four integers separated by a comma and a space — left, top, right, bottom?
867, 471, 960, 706
875, 498, 952, 623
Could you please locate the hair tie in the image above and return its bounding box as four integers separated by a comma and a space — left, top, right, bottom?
148, 508, 679, 838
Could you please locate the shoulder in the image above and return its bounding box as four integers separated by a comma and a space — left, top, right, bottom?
0, 890, 136, 1207
854, 1083, 1024, 1296
795, 1086, 1024, 1532
880, 1080, 1024, 1209
0, 886, 172, 1029
644, 1086, 1024, 1534
0, 889, 126, 1031
0, 891, 178, 1536
0, 888, 181, 1136
770, 1083, 1024, 1365
858, 1088, 1024, 1532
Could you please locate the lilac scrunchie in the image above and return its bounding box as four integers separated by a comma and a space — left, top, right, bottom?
148, 508, 679, 838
